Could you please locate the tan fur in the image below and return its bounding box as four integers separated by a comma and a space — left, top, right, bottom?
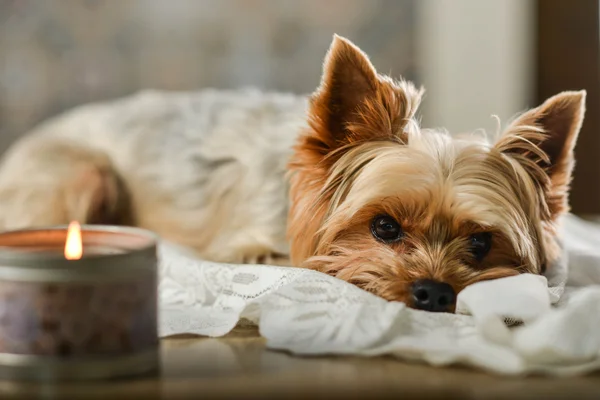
288, 36, 585, 309
0, 36, 586, 312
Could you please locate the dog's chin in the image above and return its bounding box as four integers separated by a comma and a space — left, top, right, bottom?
336, 275, 459, 313
304, 252, 527, 314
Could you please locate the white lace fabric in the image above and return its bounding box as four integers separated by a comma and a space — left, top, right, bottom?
159, 215, 600, 376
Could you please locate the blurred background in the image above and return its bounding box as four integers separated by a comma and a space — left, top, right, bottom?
0, 0, 598, 214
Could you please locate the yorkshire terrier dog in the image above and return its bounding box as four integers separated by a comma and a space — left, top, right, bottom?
0, 36, 585, 312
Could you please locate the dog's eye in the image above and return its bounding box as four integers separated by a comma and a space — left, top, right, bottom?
371, 215, 404, 243
469, 232, 492, 261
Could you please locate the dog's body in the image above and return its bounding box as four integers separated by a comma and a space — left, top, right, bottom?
0, 89, 307, 263
0, 36, 586, 312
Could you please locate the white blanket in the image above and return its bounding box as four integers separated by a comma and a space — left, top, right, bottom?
158, 214, 600, 376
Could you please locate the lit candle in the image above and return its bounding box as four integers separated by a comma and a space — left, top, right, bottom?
0, 223, 159, 381
64, 221, 82, 260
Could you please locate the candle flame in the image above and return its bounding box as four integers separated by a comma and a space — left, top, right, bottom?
64, 221, 83, 260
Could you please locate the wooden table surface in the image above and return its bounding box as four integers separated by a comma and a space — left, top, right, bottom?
0, 325, 599, 400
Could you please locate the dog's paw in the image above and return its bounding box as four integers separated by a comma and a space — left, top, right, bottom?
242, 253, 290, 266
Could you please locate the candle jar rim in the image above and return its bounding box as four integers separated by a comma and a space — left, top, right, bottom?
0, 225, 158, 281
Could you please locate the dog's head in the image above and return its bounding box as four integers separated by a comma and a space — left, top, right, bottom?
287, 35, 585, 312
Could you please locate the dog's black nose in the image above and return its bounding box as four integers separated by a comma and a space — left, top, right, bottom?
411, 279, 455, 312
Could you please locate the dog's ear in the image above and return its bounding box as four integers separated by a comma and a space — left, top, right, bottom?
496, 91, 586, 219
306, 35, 423, 158
313, 35, 379, 140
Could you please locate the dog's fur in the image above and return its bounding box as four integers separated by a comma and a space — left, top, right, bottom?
0, 36, 585, 311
